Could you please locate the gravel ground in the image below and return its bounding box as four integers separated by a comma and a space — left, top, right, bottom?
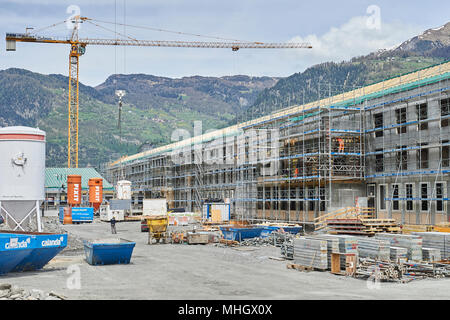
1, 220, 450, 300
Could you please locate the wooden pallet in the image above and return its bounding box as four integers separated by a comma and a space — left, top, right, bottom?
286, 263, 313, 272
219, 239, 239, 246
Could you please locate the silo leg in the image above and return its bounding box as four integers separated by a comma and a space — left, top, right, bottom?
36, 200, 42, 232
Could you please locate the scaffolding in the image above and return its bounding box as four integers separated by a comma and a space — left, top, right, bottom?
105, 60, 450, 225
364, 63, 450, 225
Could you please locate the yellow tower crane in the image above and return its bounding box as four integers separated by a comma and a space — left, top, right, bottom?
6, 16, 312, 168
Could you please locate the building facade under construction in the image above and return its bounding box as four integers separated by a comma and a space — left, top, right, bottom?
105, 61, 450, 225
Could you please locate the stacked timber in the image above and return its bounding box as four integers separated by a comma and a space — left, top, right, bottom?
375, 233, 422, 261
292, 238, 328, 270
355, 237, 390, 261
422, 247, 441, 262
390, 247, 408, 263
326, 218, 400, 236
326, 219, 367, 236
412, 232, 450, 260
305, 235, 339, 269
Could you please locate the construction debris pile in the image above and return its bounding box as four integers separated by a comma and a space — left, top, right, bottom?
240, 230, 295, 247
39, 217, 85, 255
0, 283, 66, 300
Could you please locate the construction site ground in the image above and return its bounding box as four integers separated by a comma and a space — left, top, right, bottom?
2, 219, 450, 300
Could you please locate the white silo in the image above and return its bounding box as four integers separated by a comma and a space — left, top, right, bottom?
0, 126, 45, 232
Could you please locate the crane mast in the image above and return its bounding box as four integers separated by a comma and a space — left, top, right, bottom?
6, 16, 312, 168
67, 17, 83, 168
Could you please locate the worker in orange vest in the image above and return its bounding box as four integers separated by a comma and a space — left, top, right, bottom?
338, 138, 345, 153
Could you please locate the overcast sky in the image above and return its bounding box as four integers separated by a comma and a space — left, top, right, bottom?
0, 0, 448, 86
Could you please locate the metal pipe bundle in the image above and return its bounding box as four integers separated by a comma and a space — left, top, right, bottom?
412, 232, 450, 260
375, 233, 422, 261
355, 237, 390, 261
356, 258, 405, 281
292, 238, 328, 270
403, 261, 450, 278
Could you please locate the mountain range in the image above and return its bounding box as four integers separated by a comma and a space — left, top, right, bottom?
241, 22, 450, 120
0, 22, 449, 169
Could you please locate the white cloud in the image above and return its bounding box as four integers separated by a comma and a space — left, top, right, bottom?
287, 15, 423, 66
0, 3, 430, 86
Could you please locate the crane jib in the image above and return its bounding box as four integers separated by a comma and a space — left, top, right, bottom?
6, 35, 311, 49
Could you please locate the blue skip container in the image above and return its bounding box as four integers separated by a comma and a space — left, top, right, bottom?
0, 233, 34, 275
260, 225, 303, 238
83, 238, 136, 266
0, 231, 67, 274
219, 226, 264, 241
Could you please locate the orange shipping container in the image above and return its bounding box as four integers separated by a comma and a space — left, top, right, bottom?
67, 174, 82, 206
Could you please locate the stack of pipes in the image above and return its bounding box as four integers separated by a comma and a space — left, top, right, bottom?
356, 258, 405, 282
403, 261, 450, 278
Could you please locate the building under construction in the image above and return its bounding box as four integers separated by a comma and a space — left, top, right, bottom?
105, 61, 450, 225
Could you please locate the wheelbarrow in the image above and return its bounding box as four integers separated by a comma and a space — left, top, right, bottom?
145, 215, 169, 245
